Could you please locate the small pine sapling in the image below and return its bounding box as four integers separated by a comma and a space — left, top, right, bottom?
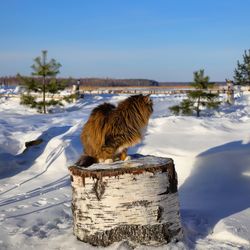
19, 50, 71, 113
234, 49, 250, 91
169, 69, 220, 117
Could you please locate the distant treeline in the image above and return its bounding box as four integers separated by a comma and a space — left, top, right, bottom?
77, 78, 159, 87
0, 76, 226, 87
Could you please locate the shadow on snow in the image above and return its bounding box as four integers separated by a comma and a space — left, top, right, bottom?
179, 140, 250, 245
0, 175, 70, 208
0, 126, 71, 180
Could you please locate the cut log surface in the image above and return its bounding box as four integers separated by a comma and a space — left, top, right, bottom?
68, 155, 183, 247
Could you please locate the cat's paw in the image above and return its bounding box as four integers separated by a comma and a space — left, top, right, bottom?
124, 156, 131, 161
104, 159, 113, 164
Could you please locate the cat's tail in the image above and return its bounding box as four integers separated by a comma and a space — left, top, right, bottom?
75, 154, 97, 167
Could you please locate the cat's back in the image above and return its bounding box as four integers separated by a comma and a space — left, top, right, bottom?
81, 102, 116, 154
84, 102, 115, 126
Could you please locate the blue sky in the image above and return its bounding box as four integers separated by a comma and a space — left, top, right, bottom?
0, 0, 250, 81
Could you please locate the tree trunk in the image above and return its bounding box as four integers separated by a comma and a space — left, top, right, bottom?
68, 155, 183, 247
196, 109, 200, 117
196, 96, 200, 117
42, 75, 46, 114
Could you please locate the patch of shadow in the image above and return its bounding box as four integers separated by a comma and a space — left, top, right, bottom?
0, 175, 70, 207
0, 126, 71, 180
179, 140, 250, 246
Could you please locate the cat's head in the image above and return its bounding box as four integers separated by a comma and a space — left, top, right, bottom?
140, 94, 153, 114
130, 94, 153, 117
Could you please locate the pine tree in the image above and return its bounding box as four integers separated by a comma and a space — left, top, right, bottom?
169, 99, 193, 116
19, 50, 65, 113
234, 49, 250, 88
169, 69, 220, 117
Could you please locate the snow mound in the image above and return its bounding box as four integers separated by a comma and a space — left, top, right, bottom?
0, 93, 250, 250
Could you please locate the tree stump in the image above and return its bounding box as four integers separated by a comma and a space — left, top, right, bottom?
68, 155, 183, 247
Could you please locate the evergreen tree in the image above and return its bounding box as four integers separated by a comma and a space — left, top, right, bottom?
19, 50, 67, 113
234, 49, 250, 87
169, 99, 193, 116
169, 69, 220, 117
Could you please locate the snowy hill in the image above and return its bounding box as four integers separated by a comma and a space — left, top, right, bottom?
0, 92, 250, 249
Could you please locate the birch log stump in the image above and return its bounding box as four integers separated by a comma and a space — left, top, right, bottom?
68, 155, 183, 247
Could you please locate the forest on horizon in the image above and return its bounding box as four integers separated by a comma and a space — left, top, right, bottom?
0, 76, 226, 88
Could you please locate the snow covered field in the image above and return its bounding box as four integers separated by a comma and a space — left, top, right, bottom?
0, 92, 250, 250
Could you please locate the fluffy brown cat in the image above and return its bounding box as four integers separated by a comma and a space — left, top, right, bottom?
76, 94, 153, 167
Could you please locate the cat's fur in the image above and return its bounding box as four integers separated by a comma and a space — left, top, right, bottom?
76, 94, 153, 167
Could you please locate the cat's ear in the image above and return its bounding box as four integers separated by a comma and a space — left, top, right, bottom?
143, 94, 151, 104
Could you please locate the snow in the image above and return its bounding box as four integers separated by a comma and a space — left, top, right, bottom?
0, 91, 250, 249
87, 155, 171, 170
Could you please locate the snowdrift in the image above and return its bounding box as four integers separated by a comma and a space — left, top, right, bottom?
0, 93, 250, 249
